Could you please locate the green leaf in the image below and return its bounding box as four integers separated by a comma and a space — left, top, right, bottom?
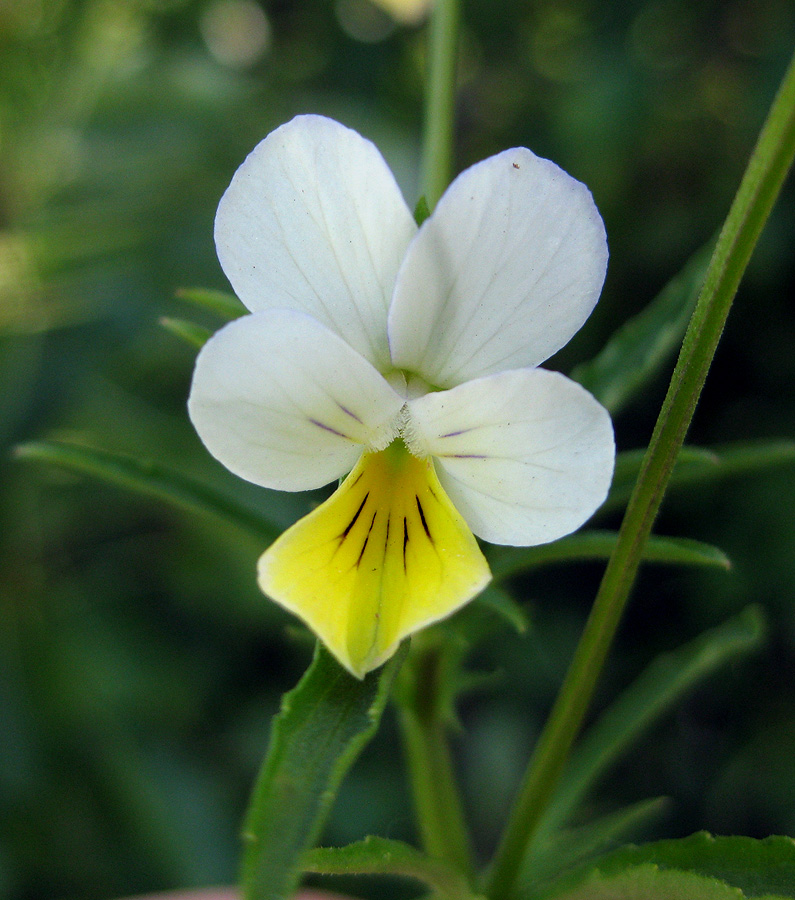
302, 836, 479, 899
544, 833, 795, 900
241, 643, 407, 900
489, 531, 730, 581
601, 833, 795, 897
543, 863, 752, 900
14, 440, 278, 541
159, 316, 212, 348
523, 797, 670, 896
571, 241, 713, 415
605, 441, 795, 513
537, 607, 765, 838
475, 584, 530, 634
414, 194, 432, 225
175, 286, 246, 320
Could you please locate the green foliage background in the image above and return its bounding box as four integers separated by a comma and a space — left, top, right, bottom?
1, 1, 794, 898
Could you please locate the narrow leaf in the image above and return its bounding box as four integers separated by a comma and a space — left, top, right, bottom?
539, 607, 765, 836
606, 441, 795, 512
476, 584, 530, 634
159, 316, 212, 348
523, 797, 670, 896
545, 833, 795, 900
489, 531, 730, 582
14, 440, 278, 541
571, 241, 713, 415
302, 836, 478, 899
175, 286, 246, 320
241, 643, 407, 900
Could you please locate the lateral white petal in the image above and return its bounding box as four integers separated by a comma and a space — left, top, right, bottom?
215, 115, 416, 370
406, 368, 615, 545
388, 148, 607, 387
188, 310, 405, 491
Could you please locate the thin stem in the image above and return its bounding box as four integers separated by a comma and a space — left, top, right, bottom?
396, 645, 475, 883
421, 0, 460, 209
486, 47, 795, 900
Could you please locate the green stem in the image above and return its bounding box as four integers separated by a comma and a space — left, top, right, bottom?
396, 645, 475, 883
486, 47, 795, 900
421, 0, 461, 209
404, 7, 465, 869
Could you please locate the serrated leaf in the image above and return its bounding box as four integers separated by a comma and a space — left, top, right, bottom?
536, 607, 765, 841
605, 441, 795, 513
489, 531, 730, 581
242, 643, 407, 900
524, 796, 669, 896
571, 241, 713, 415
175, 286, 246, 320
159, 316, 212, 348
545, 834, 795, 900
14, 440, 278, 541
544, 862, 751, 900
302, 836, 479, 899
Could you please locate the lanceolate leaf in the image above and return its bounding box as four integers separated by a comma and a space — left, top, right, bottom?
537, 607, 765, 838
175, 286, 246, 319
14, 440, 279, 541
241, 643, 407, 900
159, 316, 212, 348
302, 836, 479, 899
571, 241, 712, 415
489, 531, 730, 581
606, 441, 795, 513
544, 833, 795, 900
474, 584, 530, 634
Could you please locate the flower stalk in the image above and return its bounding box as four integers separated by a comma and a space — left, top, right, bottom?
486, 46, 795, 900
421, 0, 461, 209
395, 643, 475, 882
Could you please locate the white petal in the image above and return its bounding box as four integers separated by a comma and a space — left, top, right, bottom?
188, 310, 405, 491
388, 148, 607, 387
405, 368, 615, 545
215, 115, 416, 370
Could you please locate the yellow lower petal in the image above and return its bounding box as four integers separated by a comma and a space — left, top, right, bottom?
257, 441, 491, 678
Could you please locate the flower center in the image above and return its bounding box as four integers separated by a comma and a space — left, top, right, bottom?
377, 370, 443, 460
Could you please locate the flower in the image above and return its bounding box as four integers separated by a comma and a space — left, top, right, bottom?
188, 115, 615, 677
366, 0, 432, 25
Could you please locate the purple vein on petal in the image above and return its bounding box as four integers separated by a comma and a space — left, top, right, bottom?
336, 402, 363, 423
439, 428, 476, 438
308, 418, 350, 439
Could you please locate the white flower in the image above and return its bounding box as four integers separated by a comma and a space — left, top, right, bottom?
188, 115, 615, 677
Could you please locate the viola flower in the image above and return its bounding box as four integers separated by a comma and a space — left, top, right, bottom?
188, 115, 614, 678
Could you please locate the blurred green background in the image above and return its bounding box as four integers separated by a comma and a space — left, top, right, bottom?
2, 1, 795, 898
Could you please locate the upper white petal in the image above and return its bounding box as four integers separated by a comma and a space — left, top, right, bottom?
215, 115, 417, 370
188, 310, 405, 492
405, 368, 615, 545
388, 147, 608, 387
